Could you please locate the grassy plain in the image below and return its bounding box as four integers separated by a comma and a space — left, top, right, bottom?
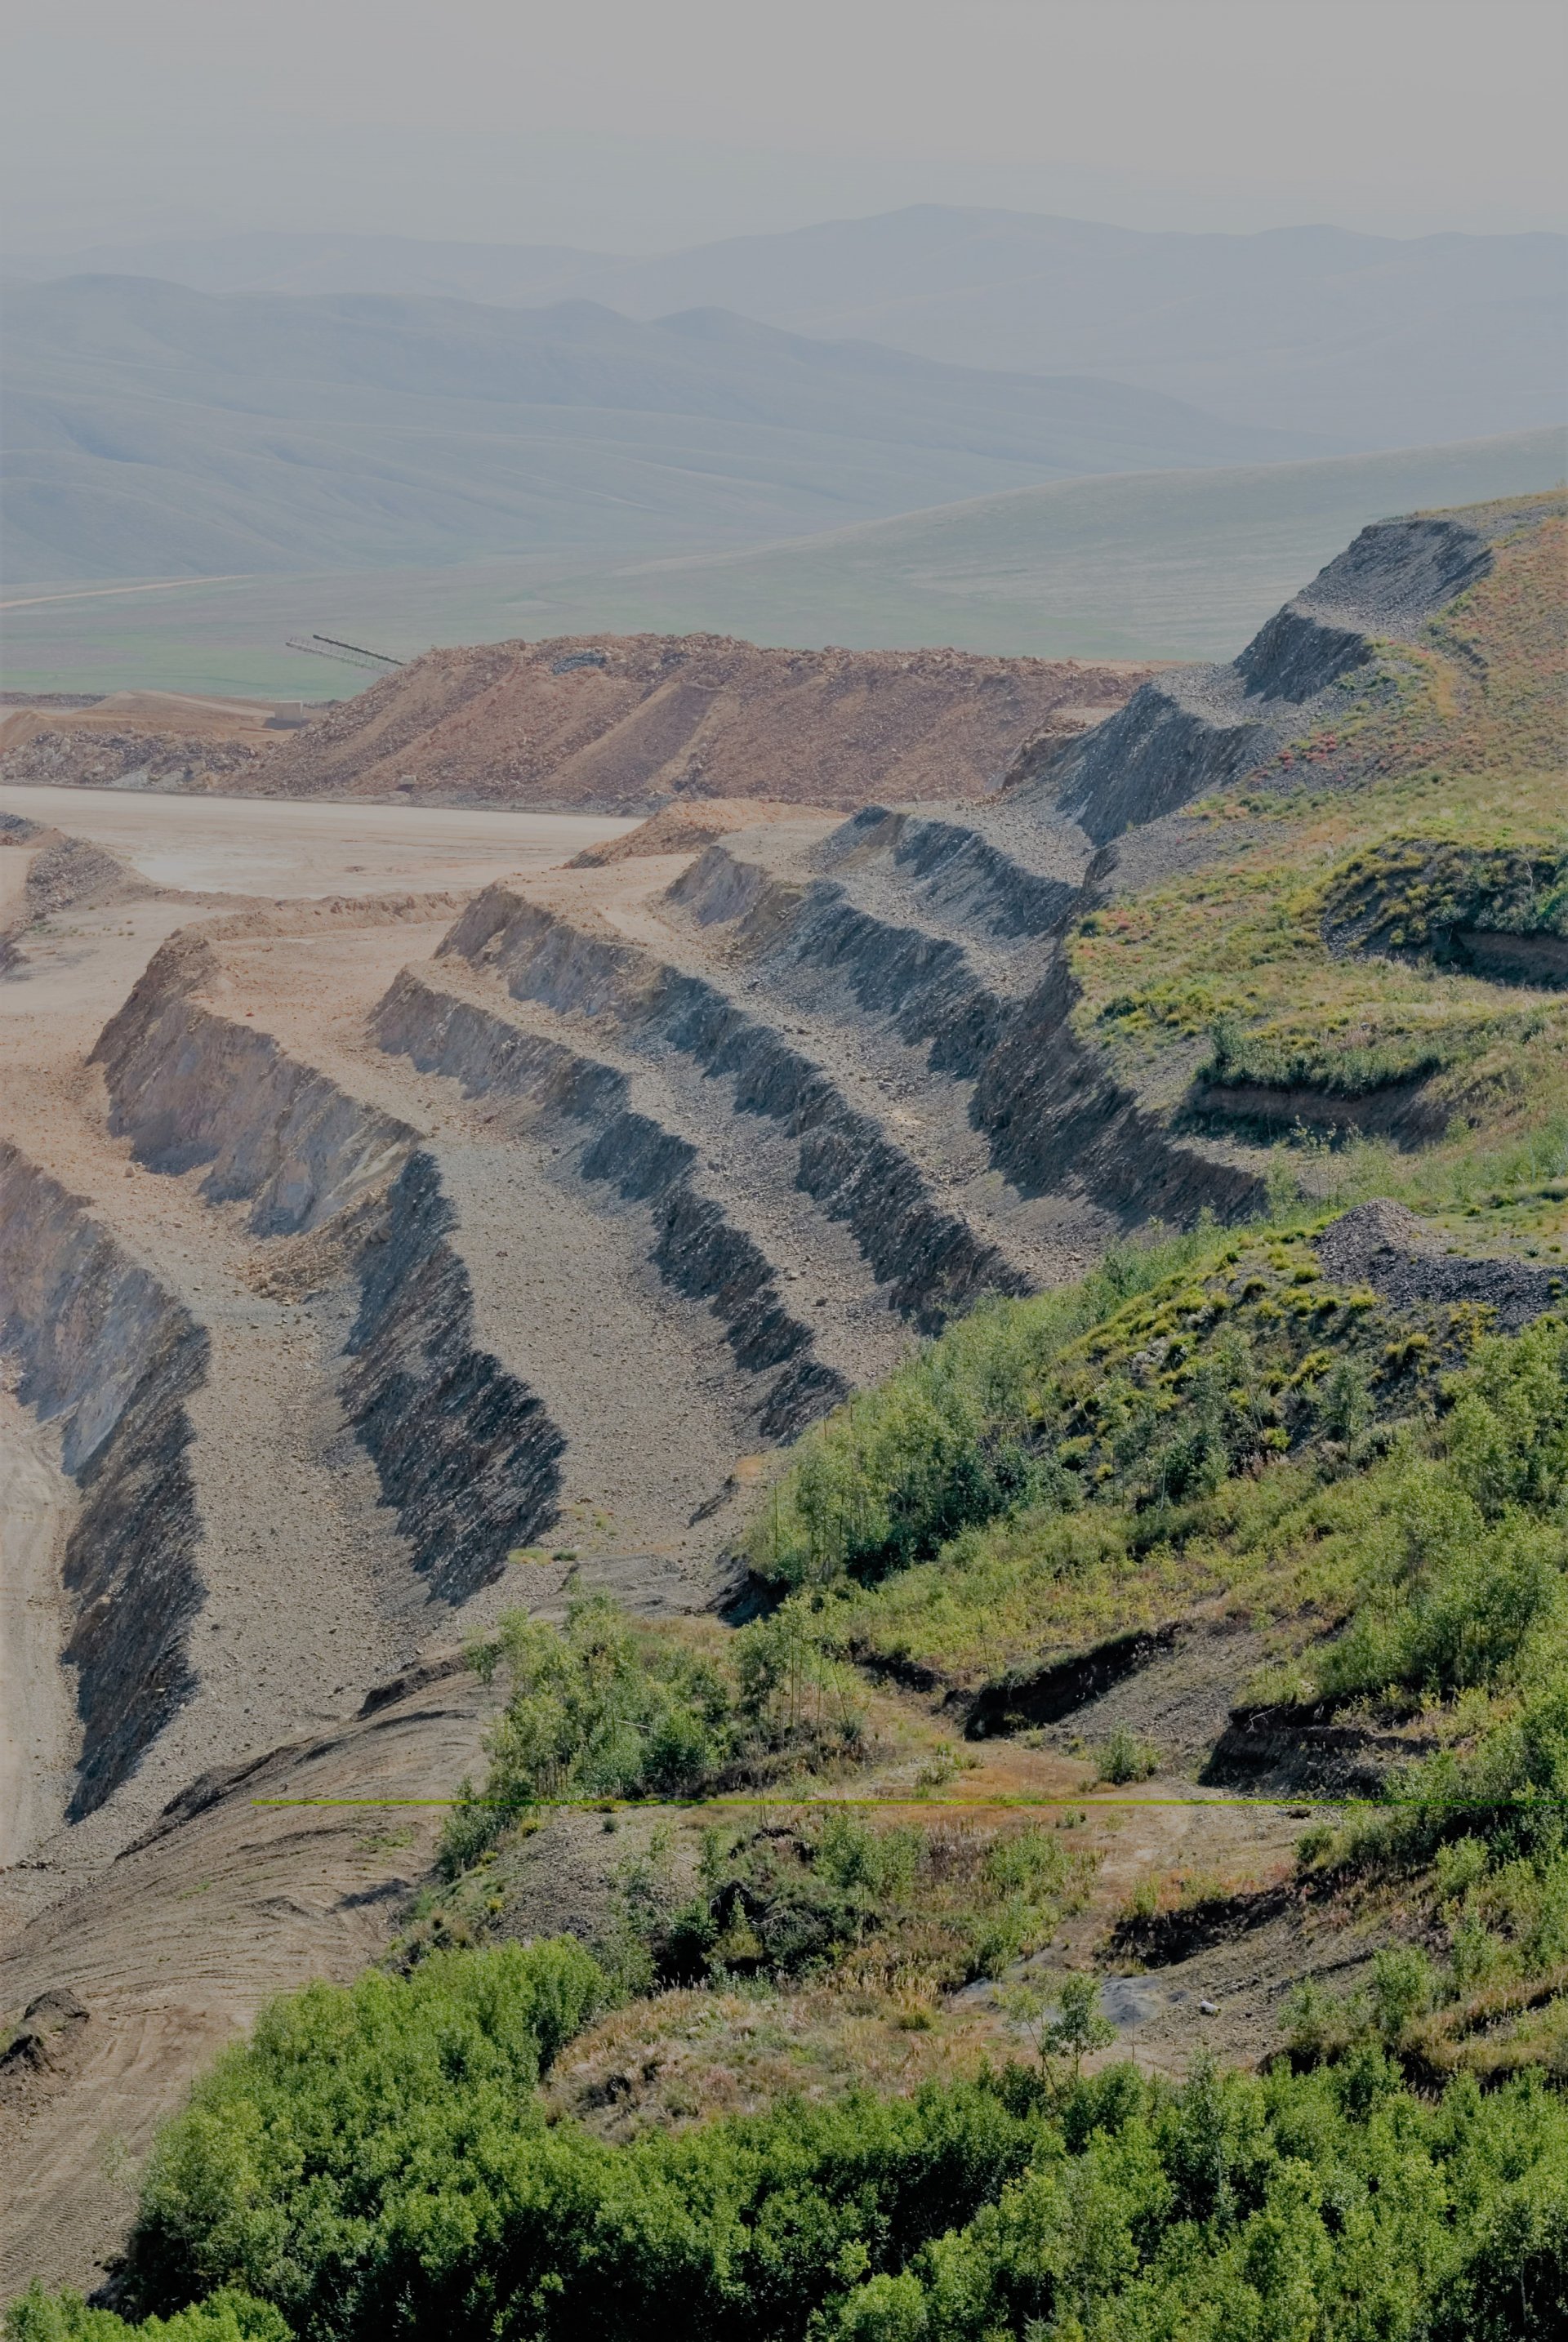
4, 432, 1561, 697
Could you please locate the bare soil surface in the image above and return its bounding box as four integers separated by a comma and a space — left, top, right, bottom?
0, 1387, 74, 1876
0, 1662, 497, 2303
0, 784, 636, 899
568, 796, 815, 867
247, 635, 1151, 812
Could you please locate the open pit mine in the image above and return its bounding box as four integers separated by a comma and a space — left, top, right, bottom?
1, 492, 1564, 2304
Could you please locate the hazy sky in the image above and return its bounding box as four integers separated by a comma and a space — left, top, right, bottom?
5, 0, 1565, 253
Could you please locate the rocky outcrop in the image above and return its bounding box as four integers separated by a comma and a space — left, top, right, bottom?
815, 806, 1084, 941
969, 958, 1266, 1222
1320, 839, 1568, 988
1314, 1200, 1566, 1332
341, 1153, 565, 1601
0, 728, 265, 792
0, 1142, 206, 1817
1033, 514, 1495, 844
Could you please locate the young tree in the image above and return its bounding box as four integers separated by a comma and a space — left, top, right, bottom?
1001, 1971, 1116, 2082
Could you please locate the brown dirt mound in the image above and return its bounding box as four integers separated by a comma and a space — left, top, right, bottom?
567, 797, 817, 868
0, 728, 268, 792
23, 834, 157, 919
252, 634, 1152, 814
0, 691, 296, 792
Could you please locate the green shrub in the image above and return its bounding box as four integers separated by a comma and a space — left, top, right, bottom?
1366, 1944, 1437, 2045
1096, 1726, 1160, 1785
105, 2035, 1568, 2342
5, 2295, 288, 2342
616, 1814, 1084, 1992
1312, 1321, 1568, 1708
440, 1597, 863, 1873
122, 1940, 608, 2327
748, 1231, 1225, 1589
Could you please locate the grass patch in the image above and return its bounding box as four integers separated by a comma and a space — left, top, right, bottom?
1067, 503, 1568, 1183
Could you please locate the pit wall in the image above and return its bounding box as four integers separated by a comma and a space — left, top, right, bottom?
815, 807, 1083, 939
1042, 514, 1494, 845
0, 1142, 206, 1818
92, 936, 564, 1601
372, 970, 847, 1438
670, 840, 1266, 1227
441, 888, 1027, 1327
92, 935, 411, 1236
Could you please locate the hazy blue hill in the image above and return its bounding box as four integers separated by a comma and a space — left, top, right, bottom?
2, 230, 606, 304
2, 274, 1321, 582
15, 206, 1564, 448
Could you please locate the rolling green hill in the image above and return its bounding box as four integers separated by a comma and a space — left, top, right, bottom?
4, 430, 1561, 697
514, 430, 1568, 661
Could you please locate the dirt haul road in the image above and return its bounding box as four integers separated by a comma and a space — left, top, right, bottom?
0, 784, 636, 898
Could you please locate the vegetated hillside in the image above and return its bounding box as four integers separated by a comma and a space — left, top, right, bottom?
1, 275, 1315, 583
7, 491, 1568, 2334
247, 635, 1153, 812
21, 207, 1565, 447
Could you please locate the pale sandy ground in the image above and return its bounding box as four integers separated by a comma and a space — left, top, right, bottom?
0, 797, 633, 1888
0, 1387, 74, 1873
0, 784, 636, 899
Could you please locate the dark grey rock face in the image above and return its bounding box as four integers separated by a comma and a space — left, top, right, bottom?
343, 1153, 564, 1602
1314, 1200, 1566, 1333
0, 1142, 207, 1818
1036, 513, 1494, 846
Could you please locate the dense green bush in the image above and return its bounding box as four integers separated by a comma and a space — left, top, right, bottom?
749, 1231, 1225, 1589
610, 1812, 1084, 1992
119, 1939, 607, 2329
31, 2011, 1568, 2342
440, 1597, 864, 1874
6, 2295, 287, 2342
1316, 1318, 1568, 1707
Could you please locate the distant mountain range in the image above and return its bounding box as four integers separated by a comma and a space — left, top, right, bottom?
10, 206, 1565, 447
2, 273, 1322, 582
